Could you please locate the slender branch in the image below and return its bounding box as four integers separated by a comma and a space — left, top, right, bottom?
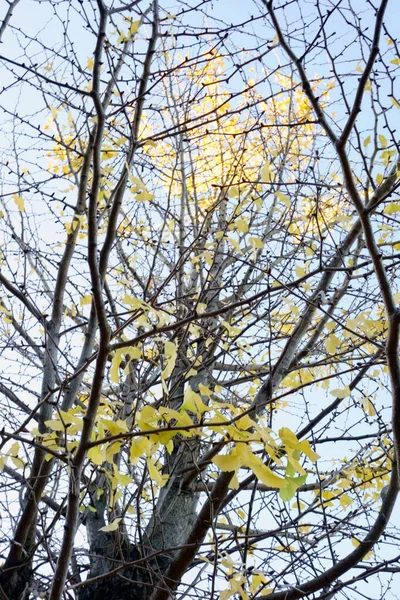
0, 0, 21, 43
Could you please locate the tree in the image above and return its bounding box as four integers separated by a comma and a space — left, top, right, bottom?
0, 0, 399, 598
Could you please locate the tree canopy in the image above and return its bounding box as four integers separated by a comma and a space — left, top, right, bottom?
0, 1, 400, 599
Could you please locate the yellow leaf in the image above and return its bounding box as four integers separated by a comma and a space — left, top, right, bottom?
246, 452, 287, 488
391, 97, 400, 109
101, 148, 118, 160
80, 294, 92, 306
275, 544, 295, 552
212, 449, 242, 473
279, 427, 299, 448
99, 518, 121, 532
274, 191, 290, 207
99, 418, 128, 436
362, 397, 376, 416
129, 346, 142, 359
250, 573, 269, 594
0, 303, 11, 317
249, 236, 264, 249
181, 386, 208, 415
113, 466, 132, 486
117, 32, 127, 44
44, 419, 65, 432
235, 414, 256, 431
295, 265, 305, 277
340, 494, 353, 508
121, 294, 150, 310
227, 235, 241, 253
136, 405, 158, 431
147, 457, 169, 487
130, 436, 151, 465
297, 440, 320, 462
236, 218, 248, 233
330, 386, 350, 399
198, 383, 212, 396
129, 20, 140, 37
325, 333, 340, 354
87, 57, 94, 71
363, 136, 371, 147
143, 140, 157, 148
161, 340, 177, 392
379, 134, 387, 148
87, 445, 106, 466
260, 161, 273, 183
13, 194, 25, 212
391, 58, 400, 66
384, 202, 400, 214
135, 191, 154, 201
11, 456, 25, 469
227, 186, 239, 198
237, 508, 246, 520
129, 175, 146, 188
110, 349, 124, 383
364, 79, 371, 91
9, 442, 20, 456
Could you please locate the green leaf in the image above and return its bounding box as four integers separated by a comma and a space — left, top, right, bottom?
279, 475, 307, 502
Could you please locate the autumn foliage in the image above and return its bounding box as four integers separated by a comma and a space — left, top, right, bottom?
0, 1, 400, 599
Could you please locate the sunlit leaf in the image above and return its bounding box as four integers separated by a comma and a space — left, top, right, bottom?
13, 194, 25, 212
212, 450, 242, 473
87, 444, 107, 466
99, 519, 121, 532
384, 202, 400, 214
80, 294, 92, 306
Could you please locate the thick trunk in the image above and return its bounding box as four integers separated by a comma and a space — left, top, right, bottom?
77, 537, 159, 600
